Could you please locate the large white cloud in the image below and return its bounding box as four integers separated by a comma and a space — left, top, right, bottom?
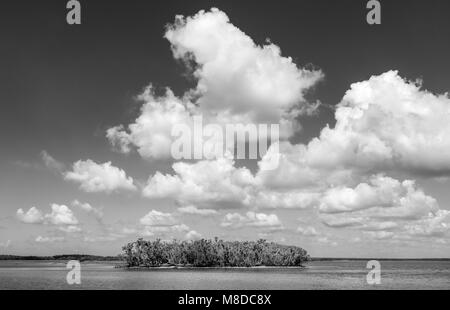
142, 155, 322, 210
319, 175, 438, 217
64, 160, 136, 193
107, 8, 323, 159
255, 70, 450, 193
318, 175, 448, 241
304, 70, 450, 176
165, 8, 323, 124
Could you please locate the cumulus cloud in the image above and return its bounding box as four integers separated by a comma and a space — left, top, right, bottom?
142, 156, 255, 208
221, 211, 282, 229
16, 207, 44, 224
177, 205, 218, 216
319, 175, 438, 217
45, 204, 79, 225
106, 88, 196, 159
303, 70, 450, 177
142, 154, 323, 210
107, 8, 323, 159
64, 160, 136, 193
17, 204, 79, 227
165, 8, 323, 124
318, 175, 448, 241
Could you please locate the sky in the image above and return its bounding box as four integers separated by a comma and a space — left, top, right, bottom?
1, 0, 450, 257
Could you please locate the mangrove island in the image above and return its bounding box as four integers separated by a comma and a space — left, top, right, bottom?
122, 238, 310, 268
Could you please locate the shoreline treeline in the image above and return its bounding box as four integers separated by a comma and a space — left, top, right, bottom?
122, 238, 310, 267
0, 254, 120, 261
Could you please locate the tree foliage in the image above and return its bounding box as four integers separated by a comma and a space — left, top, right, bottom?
122, 238, 309, 267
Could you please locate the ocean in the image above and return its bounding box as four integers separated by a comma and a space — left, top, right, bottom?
0, 260, 448, 290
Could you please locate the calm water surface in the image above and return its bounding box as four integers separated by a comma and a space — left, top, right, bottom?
0, 260, 448, 289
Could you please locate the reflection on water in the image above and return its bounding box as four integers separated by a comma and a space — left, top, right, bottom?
0, 260, 449, 290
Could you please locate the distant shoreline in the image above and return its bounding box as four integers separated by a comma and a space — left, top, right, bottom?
1, 255, 449, 262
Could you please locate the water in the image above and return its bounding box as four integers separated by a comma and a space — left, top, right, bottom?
0, 260, 448, 290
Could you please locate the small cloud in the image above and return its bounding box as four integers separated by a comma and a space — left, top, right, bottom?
17, 204, 78, 226
185, 230, 202, 240
58, 225, 82, 233
64, 160, 136, 193
16, 207, 45, 224
296, 226, 319, 236
72, 200, 104, 220
221, 212, 282, 229
40, 150, 65, 174
35, 236, 64, 243
177, 205, 218, 216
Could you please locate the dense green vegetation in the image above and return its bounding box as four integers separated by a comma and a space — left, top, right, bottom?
122, 238, 310, 267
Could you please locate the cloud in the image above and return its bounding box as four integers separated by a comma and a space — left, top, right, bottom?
106, 88, 196, 159
35, 236, 64, 243
302, 71, 450, 177
297, 226, 319, 236
107, 8, 323, 159
64, 160, 136, 193
404, 210, 450, 237
185, 230, 202, 240
247, 191, 320, 209
255, 141, 354, 191
139, 210, 179, 227
221, 211, 282, 229
16, 207, 44, 224
72, 200, 103, 219
141, 224, 190, 237
40, 150, 65, 173
83, 234, 123, 242
142, 156, 255, 208
177, 205, 218, 216
165, 8, 323, 126
17, 204, 79, 226
142, 154, 323, 210
318, 175, 448, 241
318, 175, 438, 217
364, 231, 395, 240
317, 237, 338, 246
45, 204, 79, 225
58, 225, 82, 233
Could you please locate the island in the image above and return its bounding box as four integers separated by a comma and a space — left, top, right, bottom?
122, 238, 310, 268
